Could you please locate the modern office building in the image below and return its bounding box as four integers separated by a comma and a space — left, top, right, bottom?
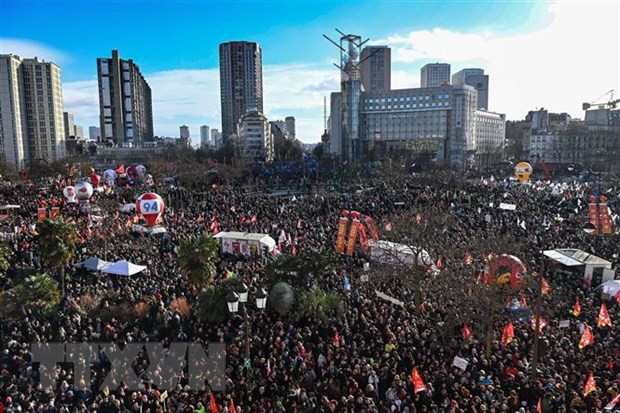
219, 41, 264, 141
234, 111, 273, 163
0, 55, 66, 170
63, 112, 75, 139
74, 125, 84, 139
211, 129, 222, 150
473, 110, 506, 168
180, 125, 190, 139
452, 68, 489, 110
360, 46, 391, 92
97, 50, 154, 144
200, 125, 210, 146
420, 63, 451, 88
89, 126, 101, 140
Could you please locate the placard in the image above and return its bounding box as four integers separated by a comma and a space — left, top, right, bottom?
559, 320, 570, 328
453, 356, 469, 371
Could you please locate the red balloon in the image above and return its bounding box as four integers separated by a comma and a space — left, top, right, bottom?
136, 193, 165, 227
91, 174, 100, 187
127, 166, 138, 179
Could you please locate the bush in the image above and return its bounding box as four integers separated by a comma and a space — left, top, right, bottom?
269, 282, 294, 316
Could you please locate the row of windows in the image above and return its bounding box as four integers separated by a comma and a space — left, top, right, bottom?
366, 95, 448, 104
365, 102, 450, 111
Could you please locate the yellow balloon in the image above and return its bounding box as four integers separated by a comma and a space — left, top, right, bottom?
514, 162, 533, 183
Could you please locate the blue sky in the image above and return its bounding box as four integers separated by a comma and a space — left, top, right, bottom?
1, 0, 618, 142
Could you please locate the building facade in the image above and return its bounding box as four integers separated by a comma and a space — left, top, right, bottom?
74, 125, 84, 139
89, 126, 100, 140
452, 68, 489, 110
63, 112, 74, 139
473, 110, 506, 168
97, 50, 154, 144
219, 41, 264, 141
0, 55, 66, 170
420, 63, 451, 88
211, 129, 222, 150
235, 111, 273, 163
180, 125, 190, 139
285, 116, 296, 140
360, 46, 391, 92
200, 125, 210, 146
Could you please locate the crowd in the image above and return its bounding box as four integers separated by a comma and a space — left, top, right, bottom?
0, 166, 618, 413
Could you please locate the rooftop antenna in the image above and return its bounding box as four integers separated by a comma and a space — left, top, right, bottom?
323, 29, 377, 82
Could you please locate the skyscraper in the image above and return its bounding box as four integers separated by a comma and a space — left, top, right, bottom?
0, 55, 66, 170
360, 46, 391, 92
97, 50, 154, 144
452, 68, 489, 110
285, 116, 296, 140
219, 41, 263, 141
64, 112, 75, 139
420, 63, 451, 87
88, 126, 101, 140
180, 125, 190, 139
200, 125, 210, 146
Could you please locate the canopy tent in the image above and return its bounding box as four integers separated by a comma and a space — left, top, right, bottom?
368, 239, 433, 268
101, 260, 147, 276
597, 280, 620, 296
213, 231, 276, 257
81, 257, 111, 271
544, 248, 612, 285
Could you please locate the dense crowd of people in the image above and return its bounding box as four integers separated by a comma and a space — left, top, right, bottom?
0, 166, 618, 413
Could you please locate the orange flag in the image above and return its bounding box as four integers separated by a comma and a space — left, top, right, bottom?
209, 392, 219, 413
536, 398, 542, 413
541, 277, 550, 295
410, 367, 426, 394
572, 298, 581, 317
501, 322, 515, 346
597, 303, 612, 328
583, 372, 596, 397
579, 326, 594, 349
531, 316, 548, 334
228, 398, 235, 412
463, 323, 473, 340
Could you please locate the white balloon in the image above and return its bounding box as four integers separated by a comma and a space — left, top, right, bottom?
103, 169, 117, 182
74, 181, 94, 202
136, 165, 146, 176
63, 186, 77, 203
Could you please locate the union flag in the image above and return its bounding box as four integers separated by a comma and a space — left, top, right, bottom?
462, 323, 472, 340
597, 303, 612, 328
410, 368, 426, 394
583, 372, 596, 397
572, 298, 581, 317
578, 326, 594, 349
501, 322, 514, 347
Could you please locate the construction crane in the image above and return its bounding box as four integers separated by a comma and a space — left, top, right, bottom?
582, 89, 620, 110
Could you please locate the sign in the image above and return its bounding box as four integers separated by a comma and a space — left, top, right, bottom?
363, 262, 370, 272
375, 290, 404, 307
499, 203, 516, 211
360, 273, 369, 282
452, 356, 469, 371
559, 320, 570, 328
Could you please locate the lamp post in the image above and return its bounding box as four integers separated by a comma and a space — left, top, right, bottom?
226, 285, 267, 376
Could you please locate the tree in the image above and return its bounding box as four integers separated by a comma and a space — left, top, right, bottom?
177, 235, 220, 288
0, 242, 13, 279
0, 273, 61, 318
298, 289, 343, 322
195, 278, 243, 324
264, 251, 337, 291
268, 282, 294, 316
36, 219, 79, 296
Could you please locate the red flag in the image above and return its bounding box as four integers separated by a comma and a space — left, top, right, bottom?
607, 394, 620, 410
410, 368, 426, 394
239, 216, 246, 224
363, 215, 379, 240
583, 372, 596, 397
358, 224, 369, 252
536, 398, 542, 413
501, 322, 514, 347
579, 326, 594, 349
228, 398, 235, 413
597, 303, 612, 328
541, 277, 550, 295
616, 291, 620, 305
209, 393, 219, 413
463, 323, 472, 340
292, 245, 297, 256
436, 256, 444, 270
333, 329, 340, 347
115, 164, 125, 174
266, 359, 272, 376
197, 213, 203, 223
299, 344, 306, 358
572, 298, 581, 317
531, 316, 548, 334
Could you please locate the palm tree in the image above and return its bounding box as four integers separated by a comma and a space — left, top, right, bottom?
0, 273, 61, 318
177, 235, 220, 288
299, 289, 343, 322
36, 219, 79, 296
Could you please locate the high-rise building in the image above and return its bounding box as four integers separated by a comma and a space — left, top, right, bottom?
452, 68, 489, 110
234, 111, 273, 163
420, 63, 451, 88
285, 116, 296, 140
0, 55, 66, 170
97, 50, 154, 144
200, 125, 210, 146
74, 125, 84, 139
219, 41, 264, 141
63, 112, 75, 139
89, 126, 101, 140
180, 125, 190, 139
211, 129, 222, 149
360, 46, 391, 92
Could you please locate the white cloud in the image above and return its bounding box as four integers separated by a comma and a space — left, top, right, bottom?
380, 1, 620, 119
0, 38, 69, 64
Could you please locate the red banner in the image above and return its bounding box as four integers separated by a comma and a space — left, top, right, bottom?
37, 208, 47, 222
588, 197, 600, 234
345, 212, 361, 256
335, 211, 350, 254
598, 197, 613, 234
363, 215, 379, 240
50, 207, 60, 219
358, 224, 369, 252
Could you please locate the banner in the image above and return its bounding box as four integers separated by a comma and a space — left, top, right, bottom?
37, 208, 47, 221
358, 224, 369, 252
588, 196, 600, 234
598, 197, 613, 234
335, 211, 350, 254
345, 212, 361, 256
363, 215, 379, 240
50, 207, 60, 219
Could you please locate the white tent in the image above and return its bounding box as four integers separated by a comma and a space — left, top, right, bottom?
213, 231, 276, 257
101, 260, 147, 276
597, 280, 620, 296
369, 239, 433, 268
544, 248, 612, 284
81, 257, 111, 271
